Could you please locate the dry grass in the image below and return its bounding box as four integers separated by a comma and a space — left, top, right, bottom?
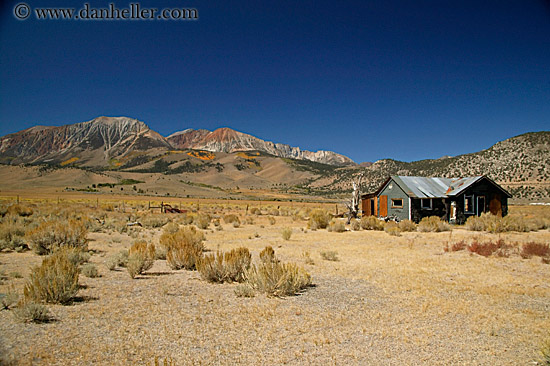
0, 200, 549, 365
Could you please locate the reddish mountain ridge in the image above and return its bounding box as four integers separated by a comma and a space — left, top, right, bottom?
0, 117, 355, 166
167, 127, 355, 166
0, 116, 170, 166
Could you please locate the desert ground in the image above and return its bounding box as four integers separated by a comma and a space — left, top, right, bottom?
0, 195, 549, 366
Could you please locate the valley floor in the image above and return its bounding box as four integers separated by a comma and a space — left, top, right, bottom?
1, 207, 549, 365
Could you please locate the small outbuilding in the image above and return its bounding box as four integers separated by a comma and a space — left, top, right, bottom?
361, 175, 511, 224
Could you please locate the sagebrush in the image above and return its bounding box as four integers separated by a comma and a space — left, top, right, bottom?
24, 248, 80, 304
197, 247, 251, 283
160, 226, 204, 270
26, 218, 88, 255
127, 240, 156, 278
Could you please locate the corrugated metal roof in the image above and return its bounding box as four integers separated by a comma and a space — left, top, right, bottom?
391, 176, 484, 198
445, 176, 484, 196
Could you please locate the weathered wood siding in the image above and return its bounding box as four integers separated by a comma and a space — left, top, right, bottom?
452, 177, 509, 224
378, 180, 409, 221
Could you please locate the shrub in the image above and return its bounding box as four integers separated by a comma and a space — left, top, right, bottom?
105, 249, 129, 270
281, 227, 292, 240
268, 216, 276, 225
197, 247, 251, 283
140, 214, 170, 229
302, 251, 315, 265
350, 219, 361, 231
223, 214, 240, 225
260, 246, 277, 263
327, 219, 346, 233
1, 284, 19, 310
182, 213, 195, 225
234, 284, 255, 298
308, 209, 330, 230
0, 216, 27, 251
250, 207, 261, 215
465, 215, 485, 231
162, 222, 180, 235
520, 242, 550, 259
6, 204, 33, 217
24, 248, 80, 304
127, 240, 156, 278
195, 213, 211, 229
245, 261, 311, 297
160, 226, 204, 270
26, 219, 88, 255
466, 213, 538, 233
81, 263, 99, 278
13, 301, 51, 323
66, 247, 91, 266
267, 208, 279, 216
418, 216, 450, 232
384, 222, 401, 236
444, 240, 467, 252
320, 251, 339, 261
398, 219, 417, 232
467, 239, 510, 257
360, 216, 384, 230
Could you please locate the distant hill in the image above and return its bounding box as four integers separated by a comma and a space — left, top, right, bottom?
308, 131, 550, 202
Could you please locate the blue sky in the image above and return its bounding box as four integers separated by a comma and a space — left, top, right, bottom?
1, 0, 549, 163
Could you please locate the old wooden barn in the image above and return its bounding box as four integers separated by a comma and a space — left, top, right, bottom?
361, 175, 511, 224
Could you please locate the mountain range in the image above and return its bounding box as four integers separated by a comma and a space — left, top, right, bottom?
0, 116, 353, 167
0, 116, 548, 202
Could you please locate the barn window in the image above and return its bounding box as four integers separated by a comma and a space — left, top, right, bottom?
464, 195, 474, 214
421, 198, 432, 209
391, 198, 403, 208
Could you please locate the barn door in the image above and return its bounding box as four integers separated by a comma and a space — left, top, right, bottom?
379, 195, 388, 217
362, 199, 369, 216
489, 194, 502, 217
